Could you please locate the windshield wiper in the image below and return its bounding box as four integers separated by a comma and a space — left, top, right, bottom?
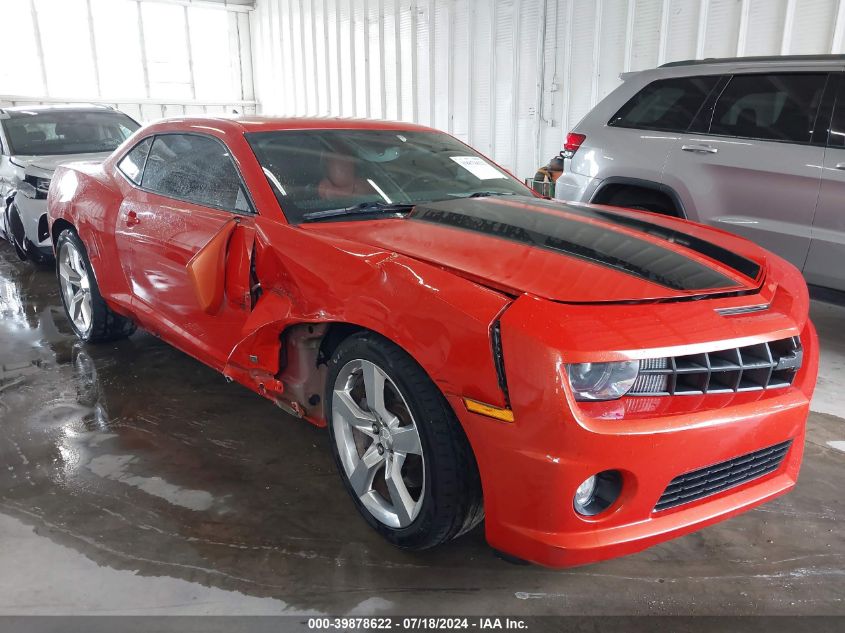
302, 202, 416, 222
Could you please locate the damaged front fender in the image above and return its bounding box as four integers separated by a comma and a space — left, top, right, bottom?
217, 217, 514, 428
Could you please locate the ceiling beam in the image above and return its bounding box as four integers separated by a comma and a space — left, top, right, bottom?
131, 0, 255, 13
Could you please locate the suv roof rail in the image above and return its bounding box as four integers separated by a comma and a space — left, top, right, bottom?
660, 54, 845, 68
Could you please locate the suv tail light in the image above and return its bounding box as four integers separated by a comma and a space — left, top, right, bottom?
563, 132, 586, 159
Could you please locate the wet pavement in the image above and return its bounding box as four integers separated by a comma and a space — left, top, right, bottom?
0, 244, 843, 616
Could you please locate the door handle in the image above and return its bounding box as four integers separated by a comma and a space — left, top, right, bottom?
681, 144, 718, 154
835, 163, 845, 170
126, 210, 140, 227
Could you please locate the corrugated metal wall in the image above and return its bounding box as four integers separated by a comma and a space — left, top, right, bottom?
251, 0, 845, 179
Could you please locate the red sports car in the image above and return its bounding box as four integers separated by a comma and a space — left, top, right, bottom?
47, 117, 818, 567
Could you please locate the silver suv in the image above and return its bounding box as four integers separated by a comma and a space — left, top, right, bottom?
555, 54, 845, 293
1, 105, 139, 262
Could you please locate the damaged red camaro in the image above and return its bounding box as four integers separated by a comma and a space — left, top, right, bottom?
47, 117, 818, 567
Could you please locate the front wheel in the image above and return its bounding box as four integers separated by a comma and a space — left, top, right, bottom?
56, 229, 136, 343
7, 203, 29, 261
325, 332, 484, 550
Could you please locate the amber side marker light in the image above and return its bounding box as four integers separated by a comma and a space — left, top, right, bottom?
463, 398, 515, 422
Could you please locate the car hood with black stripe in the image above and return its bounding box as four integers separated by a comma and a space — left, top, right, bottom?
308, 197, 768, 303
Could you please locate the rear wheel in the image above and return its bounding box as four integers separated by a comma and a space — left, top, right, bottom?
326, 332, 483, 550
56, 229, 136, 343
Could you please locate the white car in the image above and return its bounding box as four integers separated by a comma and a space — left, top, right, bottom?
0, 104, 140, 262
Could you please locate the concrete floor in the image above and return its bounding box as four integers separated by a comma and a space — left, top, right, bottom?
0, 244, 843, 617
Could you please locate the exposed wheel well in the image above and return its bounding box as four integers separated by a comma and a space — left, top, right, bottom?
266, 322, 369, 422
278, 322, 460, 431
51, 219, 75, 246
317, 322, 367, 365
592, 183, 683, 218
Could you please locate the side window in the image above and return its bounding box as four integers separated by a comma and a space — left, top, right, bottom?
117, 137, 153, 185
827, 76, 845, 148
608, 76, 720, 132
710, 73, 827, 143
141, 134, 251, 213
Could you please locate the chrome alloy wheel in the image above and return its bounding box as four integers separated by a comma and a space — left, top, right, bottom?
332, 359, 425, 528
58, 241, 93, 336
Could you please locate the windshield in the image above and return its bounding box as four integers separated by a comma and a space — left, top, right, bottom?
245, 129, 531, 223
2, 111, 140, 156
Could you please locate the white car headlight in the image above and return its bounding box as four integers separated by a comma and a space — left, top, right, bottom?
567, 360, 640, 401
14, 175, 51, 199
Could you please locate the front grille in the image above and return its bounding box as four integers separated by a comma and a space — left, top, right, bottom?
629, 337, 802, 396
654, 440, 792, 512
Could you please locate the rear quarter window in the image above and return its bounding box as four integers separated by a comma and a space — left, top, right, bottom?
118, 137, 153, 185
609, 76, 721, 132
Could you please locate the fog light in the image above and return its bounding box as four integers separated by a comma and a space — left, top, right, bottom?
574, 476, 597, 507
573, 470, 623, 516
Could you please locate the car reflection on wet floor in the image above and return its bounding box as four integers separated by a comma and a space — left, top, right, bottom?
0, 244, 843, 616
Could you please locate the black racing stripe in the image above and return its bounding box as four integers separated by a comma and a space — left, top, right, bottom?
409, 199, 739, 291
558, 202, 761, 280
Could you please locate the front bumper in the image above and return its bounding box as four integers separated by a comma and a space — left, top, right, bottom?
14, 194, 52, 258
454, 386, 809, 567
455, 276, 817, 568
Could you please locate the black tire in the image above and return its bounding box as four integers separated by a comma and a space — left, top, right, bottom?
8, 204, 29, 261
24, 238, 53, 266
56, 229, 136, 343
325, 331, 484, 550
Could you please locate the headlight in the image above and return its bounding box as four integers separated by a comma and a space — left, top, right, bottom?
567, 360, 639, 401
15, 175, 51, 199
26, 175, 51, 199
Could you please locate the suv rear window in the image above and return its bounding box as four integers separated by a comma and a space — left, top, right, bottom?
710, 73, 827, 144
609, 76, 720, 132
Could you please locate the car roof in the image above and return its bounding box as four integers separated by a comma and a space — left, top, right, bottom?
143, 115, 442, 135
1, 104, 121, 118
660, 54, 845, 69
235, 116, 438, 133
